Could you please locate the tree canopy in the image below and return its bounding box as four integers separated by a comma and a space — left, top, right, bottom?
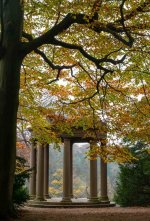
18, 0, 150, 160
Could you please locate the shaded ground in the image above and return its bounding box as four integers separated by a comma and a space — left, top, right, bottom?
8, 206, 150, 221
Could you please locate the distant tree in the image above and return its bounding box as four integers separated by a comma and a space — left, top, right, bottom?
49, 168, 63, 197
49, 168, 87, 198
114, 141, 150, 206
73, 176, 86, 198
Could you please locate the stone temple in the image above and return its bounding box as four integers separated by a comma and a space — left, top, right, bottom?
28, 125, 115, 207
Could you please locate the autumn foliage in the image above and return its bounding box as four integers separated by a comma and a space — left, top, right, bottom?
17, 0, 150, 163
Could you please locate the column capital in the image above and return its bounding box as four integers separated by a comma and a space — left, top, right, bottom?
63, 138, 71, 142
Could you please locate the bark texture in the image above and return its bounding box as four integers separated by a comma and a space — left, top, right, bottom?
0, 0, 23, 218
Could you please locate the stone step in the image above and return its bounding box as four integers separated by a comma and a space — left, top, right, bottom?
27, 201, 115, 208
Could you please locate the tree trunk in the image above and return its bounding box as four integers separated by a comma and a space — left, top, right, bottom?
0, 0, 23, 218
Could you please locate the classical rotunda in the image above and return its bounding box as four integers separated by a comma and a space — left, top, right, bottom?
28, 126, 115, 207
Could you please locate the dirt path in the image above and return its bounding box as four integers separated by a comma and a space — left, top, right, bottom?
8, 206, 150, 221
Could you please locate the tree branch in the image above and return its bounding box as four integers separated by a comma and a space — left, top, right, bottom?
119, 0, 134, 46
52, 38, 125, 70
33, 48, 77, 84
116, 0, 150, 23
20, 1, 149, 65
70, 67, 88, 92
61, 69, 110, 105
21, 13, 89, 55
23, 30, 125, 73
21, 3, 137, 57
103, 78, 148, 117
139, 74, 150, 106
34, 48, 76, 71
91, 0, 103, 20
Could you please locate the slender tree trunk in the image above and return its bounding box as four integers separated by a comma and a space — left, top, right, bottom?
0, 0, 23, 218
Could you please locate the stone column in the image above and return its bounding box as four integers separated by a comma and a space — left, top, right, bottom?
44, 144, 50, 198
89, 144, 99, 203
70, 142, 73, 198
61, 138, 72, 203
35, 143, 45, 201
29, 140, 36, 199
100, 139, 109, 203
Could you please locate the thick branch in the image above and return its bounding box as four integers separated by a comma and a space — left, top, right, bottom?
21, 5, 136, 56
23, 31, 125, 73
20, 1, 149, 62
21, 13, 89, 55
52, 38, 125, 70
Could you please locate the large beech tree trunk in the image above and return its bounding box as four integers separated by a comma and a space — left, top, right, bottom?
0, 0, 23, 218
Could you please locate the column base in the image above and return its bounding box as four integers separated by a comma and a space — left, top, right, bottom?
44, 194, 51, 199
29, 195, 36, 200
61, 197, 72, 204
34, 196, 46, 202
88, 197, 99, 203
100, 196, 110, 203
70, 194, 74, 198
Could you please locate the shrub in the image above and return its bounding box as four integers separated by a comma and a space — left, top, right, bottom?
13, 156, 30, 208
114, 141, 150, 206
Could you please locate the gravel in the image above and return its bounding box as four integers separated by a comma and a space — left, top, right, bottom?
9, 206, 150, 221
